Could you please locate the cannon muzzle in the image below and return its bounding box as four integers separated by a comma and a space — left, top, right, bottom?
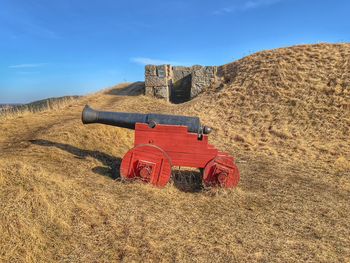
82, 105, 99, 124
82, 105, 212, 135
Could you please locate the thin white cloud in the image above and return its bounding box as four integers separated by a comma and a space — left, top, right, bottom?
242, 0, 281, 10
28, 23, 59, 39
17, 71, 41, 74
131, 57, 182, 65
0, 8, 59, 39
213, 0, 282, 15
8, 63, 47, 69
213, 7, 233, 15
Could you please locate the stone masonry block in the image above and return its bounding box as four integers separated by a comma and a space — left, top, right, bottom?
145, 86, 154, 96
145, 65, 157, 76
145, 76, 168, 87
154, 86, 169, 101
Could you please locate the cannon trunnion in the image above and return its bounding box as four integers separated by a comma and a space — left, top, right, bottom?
82, 105, 240, 188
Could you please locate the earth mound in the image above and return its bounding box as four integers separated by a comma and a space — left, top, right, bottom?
0, 43, 349, 262
185, 43, 350, 167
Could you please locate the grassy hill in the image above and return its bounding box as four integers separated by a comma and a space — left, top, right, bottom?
0, 43, 349, 262
0, 96, 80, 117
0, 104, 23, 111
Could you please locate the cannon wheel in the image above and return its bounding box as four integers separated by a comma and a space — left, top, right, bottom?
120, 144, 172, 188
202, 156, 240, 188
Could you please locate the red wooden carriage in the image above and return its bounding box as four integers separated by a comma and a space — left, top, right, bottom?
82, 105, 240, 188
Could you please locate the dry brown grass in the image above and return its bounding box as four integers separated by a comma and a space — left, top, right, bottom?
0, 96, 78, 120
0, 44, 350, 262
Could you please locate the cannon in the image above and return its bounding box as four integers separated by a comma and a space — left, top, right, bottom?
82, 105, 240, 188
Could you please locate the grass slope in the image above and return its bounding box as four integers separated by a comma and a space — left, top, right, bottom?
0, 44, 349, 262
0, 96, 79, 118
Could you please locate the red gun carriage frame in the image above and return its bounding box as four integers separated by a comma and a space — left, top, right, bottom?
120, 123, 240, 188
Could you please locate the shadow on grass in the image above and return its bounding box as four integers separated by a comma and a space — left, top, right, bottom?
30, 139, 204, 192
172, 169, 203, 193
30, 139, 121, 179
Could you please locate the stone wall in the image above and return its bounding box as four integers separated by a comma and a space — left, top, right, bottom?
172, 66, 192, 82
191, 66, 216, 98
144, 64, 218, 103
144, 65, 171, 101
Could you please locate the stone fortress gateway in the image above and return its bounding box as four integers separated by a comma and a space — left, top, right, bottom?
144, 64, 219, 103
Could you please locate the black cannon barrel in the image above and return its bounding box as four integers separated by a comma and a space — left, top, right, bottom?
82, 105, 212, 134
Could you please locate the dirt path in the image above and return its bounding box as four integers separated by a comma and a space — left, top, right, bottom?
0, 90, 126, 154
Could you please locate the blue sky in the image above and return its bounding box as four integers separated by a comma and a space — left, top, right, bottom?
0, 0, 349, 103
